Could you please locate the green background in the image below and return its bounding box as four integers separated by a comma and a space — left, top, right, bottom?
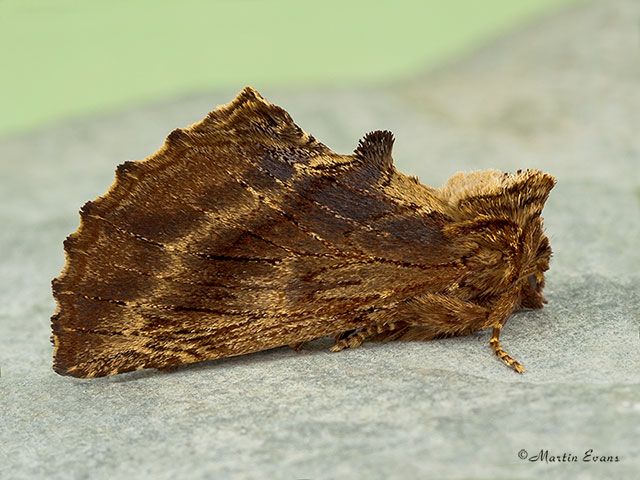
1, 0, 581, 137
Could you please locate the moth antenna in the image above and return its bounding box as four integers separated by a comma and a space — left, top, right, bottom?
353, 130, 395, 170
490, 327, 525, 373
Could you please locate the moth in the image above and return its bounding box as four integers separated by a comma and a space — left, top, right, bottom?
51, 86, 555, 378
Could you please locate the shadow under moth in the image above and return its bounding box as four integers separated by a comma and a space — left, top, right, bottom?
51, 87, 555, 378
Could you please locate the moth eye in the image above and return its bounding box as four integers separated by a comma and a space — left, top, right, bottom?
526, 272, 544, 293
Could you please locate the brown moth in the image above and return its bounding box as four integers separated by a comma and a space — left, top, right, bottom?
51, 86, 555, 378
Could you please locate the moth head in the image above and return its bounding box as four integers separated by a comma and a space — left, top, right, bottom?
440, 169, 555, 304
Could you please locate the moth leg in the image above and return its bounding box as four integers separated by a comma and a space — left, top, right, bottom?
489, 327, 525, 374
330, 322, 397, 352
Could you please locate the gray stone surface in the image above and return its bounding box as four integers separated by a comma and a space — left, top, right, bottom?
1, 0, 639, 478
